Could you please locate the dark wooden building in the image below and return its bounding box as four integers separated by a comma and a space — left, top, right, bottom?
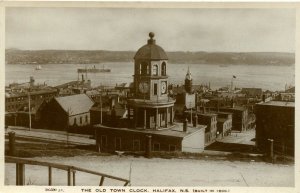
39, 94, 94, 130
95, 123, 205, 153
255, 101, 294, 156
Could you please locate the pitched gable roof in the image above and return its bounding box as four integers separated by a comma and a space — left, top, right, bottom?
55, 94, 94, 116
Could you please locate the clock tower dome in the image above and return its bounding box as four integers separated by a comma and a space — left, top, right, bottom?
128, 32, 175, 130
133, 32, 169, 100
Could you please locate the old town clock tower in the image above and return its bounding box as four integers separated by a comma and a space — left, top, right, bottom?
127, 32, 175, 130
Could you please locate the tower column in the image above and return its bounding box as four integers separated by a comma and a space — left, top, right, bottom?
128, 106, 130, 120
170, 106, 173, 124
165, 107, 168, 128
155, 108, 159, 129
127, 106, 131, 128
144, 109, 147, 129
134, 107, 138, 129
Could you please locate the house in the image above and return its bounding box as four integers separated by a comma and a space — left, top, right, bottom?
217, 106, 248, 132
5, 100, 47, 128
86, 90, 100, 101
255, 101, 294, 156
55, 77, 91, 96
196, 113, 218, 146
5, 77, 58, 128
216, 112, 232, 138
39, 94, 94, 130
5, 87, 58, 113
185, 109, 218, 146
241, 88, 263, 99
276, 87, 295, 102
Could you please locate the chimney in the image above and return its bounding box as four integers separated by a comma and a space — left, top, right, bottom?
262, 94, 266, 102
183, 118, 188, 132
231, 99, 235, 108
111, 97, 115, 109
193, 114, 198, 127
195, 93, 198, 112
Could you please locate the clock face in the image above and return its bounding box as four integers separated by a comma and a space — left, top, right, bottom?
139, 82, 149, 94
161, 81, 167, 94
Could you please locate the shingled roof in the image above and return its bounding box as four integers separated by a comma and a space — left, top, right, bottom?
55, 94, 94, 116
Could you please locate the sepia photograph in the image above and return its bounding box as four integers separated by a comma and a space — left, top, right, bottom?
1, 2, 298, 192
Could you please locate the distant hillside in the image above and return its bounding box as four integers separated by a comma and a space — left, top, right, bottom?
5, 49, 295, 65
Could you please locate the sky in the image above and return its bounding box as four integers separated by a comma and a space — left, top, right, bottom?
5, 8, 296, 52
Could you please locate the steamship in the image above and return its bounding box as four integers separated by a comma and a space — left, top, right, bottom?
77, 65, 111, 73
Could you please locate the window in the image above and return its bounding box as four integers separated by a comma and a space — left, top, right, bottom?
85, 115, 88, 123
169, 145, 176, 152
80, 117, 82, 124
153, 143, 160, 151
146, 65, 150, 75
101, 135, 107, 147
139, 64, 142, 74
73, 118, 77, 126
115, 137, 121, 150
161, 62, 166, 76
133, 140, 140, 151
141, 62, 148, 75
152, 64, 158, 76
154, 83, 158, 95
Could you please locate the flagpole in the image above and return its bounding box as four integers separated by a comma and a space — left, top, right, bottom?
28, 89, 31, 131
231, 77, 233, 93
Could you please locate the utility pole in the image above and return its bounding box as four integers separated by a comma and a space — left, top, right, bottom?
190, 102, 192, 125
28, 88, 31, 131
66, 108, 71, 147
100, 92, 103, 124
268, 139, 274, 163
231, 77, 233, 93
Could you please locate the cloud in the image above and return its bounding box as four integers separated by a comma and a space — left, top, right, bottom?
5, 8, 295, 52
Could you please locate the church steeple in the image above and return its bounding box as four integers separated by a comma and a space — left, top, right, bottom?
185, 67, 193, 93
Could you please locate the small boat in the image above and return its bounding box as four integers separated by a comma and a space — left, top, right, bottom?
35, 65, 42, 70
77, 65, 111, 73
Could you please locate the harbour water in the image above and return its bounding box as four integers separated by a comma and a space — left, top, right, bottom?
5, 62, 295, 91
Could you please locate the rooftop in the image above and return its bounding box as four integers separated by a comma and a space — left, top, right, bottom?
213, 111, 232, 115
5, 88, 57, 98
94, 122, 206, 138
257, 100, 295, 108
134, 32, 168, 60
55, 94, 94, 116
220, 106, 247, 111
128, 98, 175, 108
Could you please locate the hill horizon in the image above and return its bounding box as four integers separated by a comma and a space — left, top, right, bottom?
5, 49, 295, 66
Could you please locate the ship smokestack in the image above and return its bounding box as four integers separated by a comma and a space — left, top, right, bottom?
183, 118, 188, 132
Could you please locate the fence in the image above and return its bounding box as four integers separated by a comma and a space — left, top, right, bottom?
5, 156, 130, 186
